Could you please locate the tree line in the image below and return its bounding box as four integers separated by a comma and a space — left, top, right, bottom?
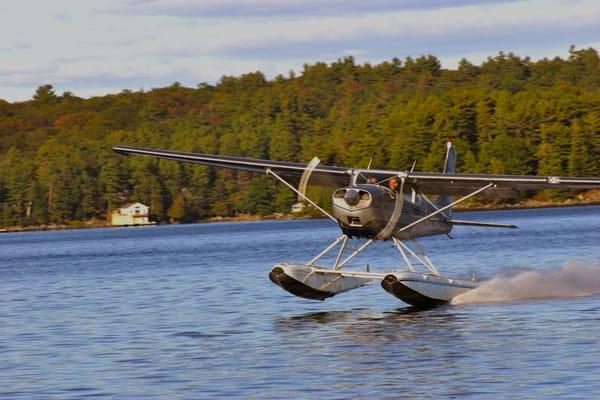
1, 46, 599, 228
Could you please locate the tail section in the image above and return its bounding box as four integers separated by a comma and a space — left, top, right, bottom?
437, 141, 456, 210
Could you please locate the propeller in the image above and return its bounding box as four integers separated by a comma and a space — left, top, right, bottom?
266, 157, 338, 223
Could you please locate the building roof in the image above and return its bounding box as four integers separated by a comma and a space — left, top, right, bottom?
117, 202, 148, 209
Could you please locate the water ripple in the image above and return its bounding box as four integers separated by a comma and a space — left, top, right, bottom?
0, 207, 599, 398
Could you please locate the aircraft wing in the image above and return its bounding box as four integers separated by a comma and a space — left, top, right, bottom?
112, 145, 351, 187
399, 171, 600, 195
113, 146, 600, 195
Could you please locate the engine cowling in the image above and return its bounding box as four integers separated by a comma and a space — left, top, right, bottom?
331, 184, 397, 238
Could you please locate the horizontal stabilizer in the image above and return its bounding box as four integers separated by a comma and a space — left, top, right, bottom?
448, 219, 518, 229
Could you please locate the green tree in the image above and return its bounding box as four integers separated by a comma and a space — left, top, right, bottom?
3, 47, 600, 227
33, 84, 58, 103
168, 194, 186, 222
1, 148, 33, 226
274, 187, 296, 214
246, 176, 274, 216
100, 158, 127, 213
269, 116, 299, 161
568, 120, 594, 176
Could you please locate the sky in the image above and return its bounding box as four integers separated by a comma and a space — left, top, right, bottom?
1, 0, 600, 102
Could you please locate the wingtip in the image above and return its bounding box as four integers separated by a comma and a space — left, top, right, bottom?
112, 145, 130, 155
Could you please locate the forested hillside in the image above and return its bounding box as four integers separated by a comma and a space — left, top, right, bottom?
1, 47, 600, 228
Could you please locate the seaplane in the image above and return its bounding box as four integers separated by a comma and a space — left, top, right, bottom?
113, 142, 600, 306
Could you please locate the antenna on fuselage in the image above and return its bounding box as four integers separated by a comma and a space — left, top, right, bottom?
410, 160, 417, 172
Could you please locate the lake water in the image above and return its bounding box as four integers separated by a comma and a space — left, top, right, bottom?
1, 206, 599, 399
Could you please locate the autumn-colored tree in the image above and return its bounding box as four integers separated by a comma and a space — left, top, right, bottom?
1, 47, 600, 227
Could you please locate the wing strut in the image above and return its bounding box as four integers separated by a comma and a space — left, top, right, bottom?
266, 168, 337, 222
397, 183, 494, 233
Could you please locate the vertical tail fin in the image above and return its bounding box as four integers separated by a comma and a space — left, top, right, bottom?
443, 140, 457, 174
438, 141, 456, 210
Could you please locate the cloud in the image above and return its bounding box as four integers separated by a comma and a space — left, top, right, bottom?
2, 0, 600, 101
54, 13, 71, 22
0, 52, 305, 101
142, 0, 600, 59
115, 0, 516, 18
0, 64, 58, 83
0, 42, 32, 52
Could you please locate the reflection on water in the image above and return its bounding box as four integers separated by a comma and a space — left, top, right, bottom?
1, 206, 600, 399
277, 307, 461, 343
273, 307, 493, 397
276, 306, 453, 338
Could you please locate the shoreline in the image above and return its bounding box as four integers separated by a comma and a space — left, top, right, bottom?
2, 198, 600, 234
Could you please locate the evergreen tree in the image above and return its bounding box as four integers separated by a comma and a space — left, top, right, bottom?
168, 194, 186, 222
100, 158, 127, 213
33, 84, 58, 103
274, 187, 296, 214
1, 47, 600, 227
568, 120, 594, 176
246, 176, 274, 216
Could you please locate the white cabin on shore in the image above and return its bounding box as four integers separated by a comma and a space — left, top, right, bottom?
111, 202, 153, 226
291, 202, 306, 213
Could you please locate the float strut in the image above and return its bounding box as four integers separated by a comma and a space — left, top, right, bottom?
335, 239, 374, 270
308, 235, 347, 266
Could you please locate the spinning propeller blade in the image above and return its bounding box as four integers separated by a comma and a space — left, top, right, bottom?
297, 157, 321, 203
